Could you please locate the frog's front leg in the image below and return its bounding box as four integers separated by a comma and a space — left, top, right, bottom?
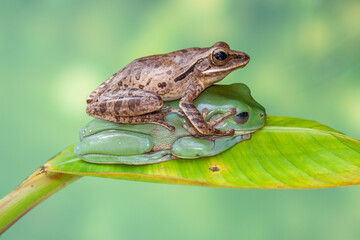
202, 107, 237, 128
179, 84, 235, 135
86, 89, 177, 131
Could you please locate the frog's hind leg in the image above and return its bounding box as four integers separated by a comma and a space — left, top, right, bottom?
87, 89, 179, 130
81, 150, 176, 165
116, 109, 179, 131
86, 73, 117, 104
87, 89, 164, 117
90, 107, 179, 131
87, 89, 186, 130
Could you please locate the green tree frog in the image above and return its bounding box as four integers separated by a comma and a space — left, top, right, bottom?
75, 83, 265, 165
86, 42, 250, 135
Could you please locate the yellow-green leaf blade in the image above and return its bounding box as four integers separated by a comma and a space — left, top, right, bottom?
45, 116, 360, 189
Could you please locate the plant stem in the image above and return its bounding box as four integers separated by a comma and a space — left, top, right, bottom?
0, 167, 81, 235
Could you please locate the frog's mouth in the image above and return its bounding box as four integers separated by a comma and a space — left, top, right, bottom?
234, 129, 259, 135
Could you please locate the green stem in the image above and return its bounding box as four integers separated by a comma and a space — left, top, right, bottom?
0, 167, 81, 235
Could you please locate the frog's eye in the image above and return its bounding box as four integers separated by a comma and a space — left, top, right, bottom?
212, 49, 228, 66
233, 112, 249, 124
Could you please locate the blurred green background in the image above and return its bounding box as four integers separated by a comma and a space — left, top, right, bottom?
1, 0, 360, 239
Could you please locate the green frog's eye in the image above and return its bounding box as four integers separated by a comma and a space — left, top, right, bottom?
233, 111, 249, 124
212, 49, 228, 66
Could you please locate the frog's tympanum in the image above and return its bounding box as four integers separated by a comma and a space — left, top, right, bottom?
75, 83, 266, 165
86, 42, 250, 135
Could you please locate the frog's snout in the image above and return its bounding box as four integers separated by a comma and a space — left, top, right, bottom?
260, 112, 266, 118
240, 52, 250, 65
234, 51, 250, 68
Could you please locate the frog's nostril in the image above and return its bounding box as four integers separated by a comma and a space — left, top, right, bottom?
260, 112, 265, 118
240, 53, 250, 65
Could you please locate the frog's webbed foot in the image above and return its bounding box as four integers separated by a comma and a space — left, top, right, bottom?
207, 108, 237, 128
160, 105, 184, 116
148, 109, 178, 131
154, 119, 175, 131
181, 119, 197, 135
180, 84, 236, 136
207, 108, 236, 135
170, 108, 185, 116
213, 128, 235, 136
161, 104, 172, 111
202, 108, 210, 119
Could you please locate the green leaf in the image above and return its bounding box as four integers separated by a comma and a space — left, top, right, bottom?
45, 116, 360, 189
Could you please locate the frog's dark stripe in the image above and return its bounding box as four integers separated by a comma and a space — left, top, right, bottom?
229, 53, 249, 61
191, 118, 205, 124
186, 112, 198, 116
181, 103, 195, 109
174, 58, 204, 82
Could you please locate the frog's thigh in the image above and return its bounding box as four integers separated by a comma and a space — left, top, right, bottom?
74, 130, 154, 159
171, 135, 249, 159
88, 89, 163, 117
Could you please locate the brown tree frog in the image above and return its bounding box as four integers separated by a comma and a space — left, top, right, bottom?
86, 42, 250, 135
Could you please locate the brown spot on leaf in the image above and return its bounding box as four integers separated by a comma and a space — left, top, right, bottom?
209, 165, 220, 172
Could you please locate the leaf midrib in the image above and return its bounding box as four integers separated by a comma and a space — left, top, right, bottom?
262, 126, 359, 142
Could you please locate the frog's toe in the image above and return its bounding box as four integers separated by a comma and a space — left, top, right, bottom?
155, 119, 176, 131
161, 104, 172, 110
165, 124, 176, 132
241, 133, 251, 140
213, 128, 235, 136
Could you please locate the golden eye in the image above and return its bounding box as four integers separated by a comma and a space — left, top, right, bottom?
211, 48, 228, 66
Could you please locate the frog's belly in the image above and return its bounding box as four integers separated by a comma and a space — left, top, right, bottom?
162, 91, 183, 101
162, 95, 181, 101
